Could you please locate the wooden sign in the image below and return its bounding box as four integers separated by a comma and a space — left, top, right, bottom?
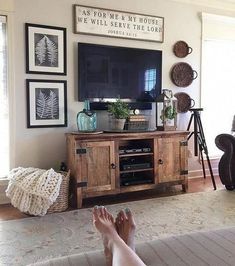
74, 5, 164, 42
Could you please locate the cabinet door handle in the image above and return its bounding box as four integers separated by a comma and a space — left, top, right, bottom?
158, 159, 163, 165
111, 163, 116, 169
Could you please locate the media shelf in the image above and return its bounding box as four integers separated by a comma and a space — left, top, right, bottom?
120, 168, 154, 174
119, 139, 154, 187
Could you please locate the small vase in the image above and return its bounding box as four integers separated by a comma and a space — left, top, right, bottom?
77, 100, 97, 131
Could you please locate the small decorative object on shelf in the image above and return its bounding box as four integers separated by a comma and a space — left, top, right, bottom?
77, 100, 97, 131
108, 98, 130, 130
156, 89, 177, 131
126, 114, 149, 130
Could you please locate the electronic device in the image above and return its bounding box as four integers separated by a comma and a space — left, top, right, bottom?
78, 43, 162, 103
119, 147, 151, 154
121, 162, 151, 171
120, 173, 153, 186
121, 178, 153, 186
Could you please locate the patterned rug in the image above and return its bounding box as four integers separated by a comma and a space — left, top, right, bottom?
1, 189, 235, 266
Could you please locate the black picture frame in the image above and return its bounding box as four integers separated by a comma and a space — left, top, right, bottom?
26, 79, 67, 128
25, 23, 67, 75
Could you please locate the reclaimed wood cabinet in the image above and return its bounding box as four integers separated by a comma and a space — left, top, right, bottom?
67, 131, 188, 208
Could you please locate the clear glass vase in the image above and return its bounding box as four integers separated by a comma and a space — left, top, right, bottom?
77, 100, 97, 131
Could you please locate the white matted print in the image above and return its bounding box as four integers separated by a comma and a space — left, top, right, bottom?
26, 24, 67, 75
26, 79, 67, 128
74, 5, 164, 42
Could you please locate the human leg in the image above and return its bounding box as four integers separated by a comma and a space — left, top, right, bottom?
93, 206, 146, 266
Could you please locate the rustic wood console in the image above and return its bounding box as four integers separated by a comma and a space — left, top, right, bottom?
67, 131, 189, 208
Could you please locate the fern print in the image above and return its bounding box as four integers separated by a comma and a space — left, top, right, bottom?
45, 36, 58, 66
35, 88, 59, 120
34, 34, 58, 67
35, 36, 47, 65
47, 90, 59, 119
36, 90, 48, 118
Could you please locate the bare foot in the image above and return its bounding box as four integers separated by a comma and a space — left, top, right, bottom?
93, 206, 117, 266
115, 208, 136, 251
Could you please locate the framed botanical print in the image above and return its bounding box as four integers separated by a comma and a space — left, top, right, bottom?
25, 23, 67, 75
26, 79, 67, 128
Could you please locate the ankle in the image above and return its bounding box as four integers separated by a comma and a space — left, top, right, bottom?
107, 234, 124, 251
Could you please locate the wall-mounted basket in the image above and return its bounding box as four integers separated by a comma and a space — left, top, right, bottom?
173, 41, 193, 58
174, 92, 195, 113
171, 62, 198, 87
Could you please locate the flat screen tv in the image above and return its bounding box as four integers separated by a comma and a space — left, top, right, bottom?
78, 43, 162, 102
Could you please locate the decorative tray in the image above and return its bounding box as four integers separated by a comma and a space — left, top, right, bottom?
174, 92, 195, 113
72, 131, 103, 134
104, 129, 156, 133
171, 62, 198, 87
173, 41, 193, 58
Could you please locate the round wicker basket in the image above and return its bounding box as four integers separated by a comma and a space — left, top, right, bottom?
47, 170, 70, 213
171, 62, 198, 87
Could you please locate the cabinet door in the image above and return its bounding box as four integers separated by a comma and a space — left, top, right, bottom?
78, 140, 116, 193
156, 136, 188, 183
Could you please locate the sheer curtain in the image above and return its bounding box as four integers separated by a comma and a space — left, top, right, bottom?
201, 13, 235, 158
0, 15, 9, 177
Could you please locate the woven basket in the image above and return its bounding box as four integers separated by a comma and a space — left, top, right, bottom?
47, 170, 70, 213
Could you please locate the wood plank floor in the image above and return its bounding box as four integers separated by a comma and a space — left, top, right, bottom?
0, 175, 224, 221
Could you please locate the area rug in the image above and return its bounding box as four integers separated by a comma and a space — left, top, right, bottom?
1, 189, 235, 266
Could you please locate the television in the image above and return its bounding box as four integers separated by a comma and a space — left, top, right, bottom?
78, 43, 162, 103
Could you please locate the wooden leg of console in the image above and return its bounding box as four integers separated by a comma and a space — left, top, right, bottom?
182, 179, 188, 192
76, 188, 83, 208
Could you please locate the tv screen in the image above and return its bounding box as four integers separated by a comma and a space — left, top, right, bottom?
78, 43, 162, 102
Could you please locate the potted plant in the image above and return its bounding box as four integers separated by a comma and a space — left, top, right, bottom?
162, 105, 177, 121
107, 98, 130, 130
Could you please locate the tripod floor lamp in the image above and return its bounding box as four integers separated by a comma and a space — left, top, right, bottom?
187, 108, 217, 190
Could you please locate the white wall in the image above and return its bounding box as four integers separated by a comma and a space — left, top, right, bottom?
10, 0, 235, 170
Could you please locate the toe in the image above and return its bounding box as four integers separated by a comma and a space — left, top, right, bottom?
120, 210, 128, 221
117, 211, 123, 223
100, 206, 106, 218
125, 208, 136, 228
93, 205, 100, 220
105, 208, 114, 222
103, 207, 108, 219
109, 212, 115, 223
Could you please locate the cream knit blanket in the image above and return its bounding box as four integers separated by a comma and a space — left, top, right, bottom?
6, 167, 62, 216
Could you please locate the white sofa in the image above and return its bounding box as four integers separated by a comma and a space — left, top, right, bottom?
31, 226, 235, 266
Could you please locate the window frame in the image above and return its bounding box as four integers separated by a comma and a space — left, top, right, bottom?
0, 10, 15, 179
201, 13, 235, 159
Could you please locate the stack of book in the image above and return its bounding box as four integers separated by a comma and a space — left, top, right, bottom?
127, 115, 149, 130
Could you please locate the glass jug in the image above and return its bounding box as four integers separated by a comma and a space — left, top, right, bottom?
77, 100, 97, 131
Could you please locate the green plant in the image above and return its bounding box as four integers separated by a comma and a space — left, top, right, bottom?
160, 105, 177, 121
107, 98, 130, 119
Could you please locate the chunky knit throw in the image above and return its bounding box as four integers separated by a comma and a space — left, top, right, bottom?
6, 167, 62, 216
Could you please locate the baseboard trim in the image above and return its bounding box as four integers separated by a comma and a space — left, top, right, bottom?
188, 168, 219, 179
